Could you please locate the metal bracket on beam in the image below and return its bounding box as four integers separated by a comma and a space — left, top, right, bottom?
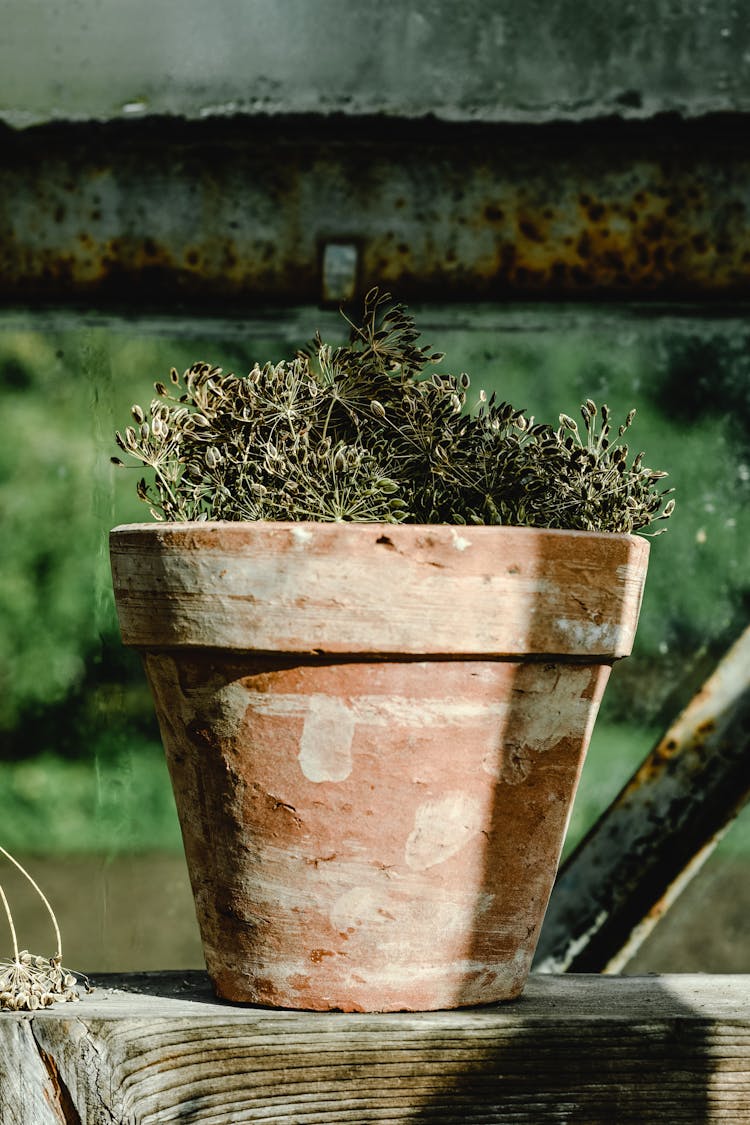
321, 242, 358, 305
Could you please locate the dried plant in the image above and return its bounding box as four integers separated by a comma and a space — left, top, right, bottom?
0, 846, 90, 1011
113, 290, 674, 534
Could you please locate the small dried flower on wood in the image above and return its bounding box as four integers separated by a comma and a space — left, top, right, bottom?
0, 846, 91, 1012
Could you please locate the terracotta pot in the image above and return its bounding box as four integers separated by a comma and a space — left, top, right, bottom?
110, 521, 649, 1012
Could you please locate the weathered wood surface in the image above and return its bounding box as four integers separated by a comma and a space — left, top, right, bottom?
1, 973, 749, 1123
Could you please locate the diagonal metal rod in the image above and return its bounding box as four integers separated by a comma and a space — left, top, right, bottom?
534, 623, 750, 974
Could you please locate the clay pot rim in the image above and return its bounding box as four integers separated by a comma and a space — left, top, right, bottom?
111, 519, 647, 545
110, 520, 650, 659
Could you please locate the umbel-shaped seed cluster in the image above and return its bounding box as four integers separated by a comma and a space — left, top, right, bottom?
114, 290, 675, 533
0, 951, 80, 1011
0, 846, 88, 1012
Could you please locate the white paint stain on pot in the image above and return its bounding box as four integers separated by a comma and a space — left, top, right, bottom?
292, 526, 313, 545
450, 528, 472, 551
298, 695, 356, 782
244, 691, 508, 728
328, 881, 478, 947
330, 885, 395, 933
556, 617, 619, 650
479, 666, 596, 784
512, 666, 594, 752
405, 791, 483, 871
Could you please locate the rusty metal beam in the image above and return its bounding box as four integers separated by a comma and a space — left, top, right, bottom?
1, 114, 750, 309
534, 624, 750, 975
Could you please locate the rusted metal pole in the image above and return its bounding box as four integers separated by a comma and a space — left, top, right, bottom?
534, 623, 750, 974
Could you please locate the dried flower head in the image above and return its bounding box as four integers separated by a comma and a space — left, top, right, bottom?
114, 289, 674, 534
0, 846, 90, 1012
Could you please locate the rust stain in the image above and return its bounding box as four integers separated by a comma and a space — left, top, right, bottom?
1, 117, 750, 305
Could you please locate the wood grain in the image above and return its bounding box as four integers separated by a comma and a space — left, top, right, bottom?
2, 973, 749, 1123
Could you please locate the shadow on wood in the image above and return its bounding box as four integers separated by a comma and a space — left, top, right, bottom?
1, 972, 748, 1122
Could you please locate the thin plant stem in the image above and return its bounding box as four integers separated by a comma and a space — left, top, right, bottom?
0, 880, 19, 962
0, 846, 62, 959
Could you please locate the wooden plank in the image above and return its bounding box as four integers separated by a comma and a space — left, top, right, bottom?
1, 973, 749, 1123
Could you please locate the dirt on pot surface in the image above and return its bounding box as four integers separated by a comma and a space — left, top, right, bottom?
2, 851, 747, 978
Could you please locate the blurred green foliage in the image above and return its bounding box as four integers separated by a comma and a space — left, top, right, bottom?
0, 744, 181, 854
0, 307, 747, 853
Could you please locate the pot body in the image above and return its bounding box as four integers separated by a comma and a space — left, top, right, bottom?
111, 522, 649, 1011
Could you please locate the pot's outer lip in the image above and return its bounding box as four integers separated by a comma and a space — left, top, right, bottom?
109, 521, 650, 659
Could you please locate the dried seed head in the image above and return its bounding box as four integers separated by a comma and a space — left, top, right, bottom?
377, 479, 399, 494
131, 404, 145, 424
114, 293, 673, 534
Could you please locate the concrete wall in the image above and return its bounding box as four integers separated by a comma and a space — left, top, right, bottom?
2, 0, 750, 128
